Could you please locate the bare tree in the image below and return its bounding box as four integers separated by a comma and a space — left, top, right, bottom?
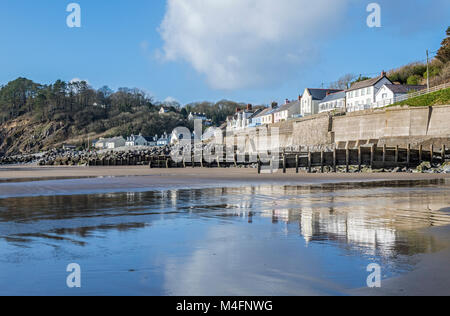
329, 74, 356, 90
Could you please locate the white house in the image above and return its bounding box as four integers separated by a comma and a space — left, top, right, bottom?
346, 72, 392, 112
273, 98, 301, 123
157, 132, 171, 146
318, 91, 346, 113
374, 84, 426, 107
125, 134, 157, 147
226, 104, 256, 132
301, 89, 342, 116
188, 112, 207, 121
159, 107, 169, 114
260, 103, 279, 125
249, 107, 272, 127
94, 137, 126, 150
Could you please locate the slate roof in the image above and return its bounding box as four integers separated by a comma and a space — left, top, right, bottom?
382, 84, 426, 94
320, 91, 346, 103
273, 100, 300, 113
347, 75, 392, 92
253, 107, 273, 118
306, 89, 343, 100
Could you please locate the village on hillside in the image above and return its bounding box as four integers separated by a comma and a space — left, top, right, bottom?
93, 71, 432, 151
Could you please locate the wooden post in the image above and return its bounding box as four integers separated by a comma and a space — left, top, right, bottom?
217, 155, 220, 168
257, 155, 261, 174
320, 150, 324, 173
407, 144, 411, 168
307, 149, 312, 173
370, 145, 374, 169
345, 148, 349, 173
282, 153, 286, 174
356, 147, 361, 172
419, 145, 423, 164
165, 158, 170, 169
295, 154, 299, 174
233, 153, 237, 168
395, 145, 399, 164
333, 148, 337, 173
192, 152, 195, 168
442, 145, 446, 164
200, 151, 204, 168
430, 144, 434, 164
270, 156, 274, 174
382, 144, 386, 170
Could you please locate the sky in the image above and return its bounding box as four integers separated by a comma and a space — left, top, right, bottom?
0, 0, 449, 106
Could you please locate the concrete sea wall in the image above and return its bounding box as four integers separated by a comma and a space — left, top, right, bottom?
225, 105, 450, 149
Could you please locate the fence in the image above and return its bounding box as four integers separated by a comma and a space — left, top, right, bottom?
372, 81, 450, 109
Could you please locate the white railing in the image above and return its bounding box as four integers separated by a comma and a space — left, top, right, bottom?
372, 81, 450, 108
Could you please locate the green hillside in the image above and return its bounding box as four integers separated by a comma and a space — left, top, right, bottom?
388, 87, 450, 107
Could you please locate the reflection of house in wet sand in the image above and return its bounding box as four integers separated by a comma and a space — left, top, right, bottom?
258, 182, 450, 258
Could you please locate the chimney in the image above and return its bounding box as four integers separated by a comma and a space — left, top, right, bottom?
381, 70, 386, 77
247, 103, 252, 111
271, 102, 278, 109
298, 95, 302, 101
236, 108, 241, 113
285, 98, 290, 105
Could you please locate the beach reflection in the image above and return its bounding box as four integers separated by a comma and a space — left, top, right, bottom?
0, 179, 449, 295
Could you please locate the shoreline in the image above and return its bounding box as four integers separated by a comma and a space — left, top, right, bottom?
0, 165, 449, 199
1, 165, 450, 182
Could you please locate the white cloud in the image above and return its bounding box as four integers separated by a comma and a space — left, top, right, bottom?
164, 96, 178, 103
159, 0, 351, 90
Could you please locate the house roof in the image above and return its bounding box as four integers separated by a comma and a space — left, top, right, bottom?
381, 84, 427, 94
320, 91, 346, 103
347, 74, 392, 92
253, 107, 272, 119
247, 108, 264, 119
273, 100, 300, 114
306, 89, 343, 100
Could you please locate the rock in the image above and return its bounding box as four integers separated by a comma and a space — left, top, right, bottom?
416, 161, 431, 173
391, 167, 401, 173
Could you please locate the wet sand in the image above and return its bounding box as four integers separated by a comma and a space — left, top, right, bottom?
1, 165, 449, 296
1, 165, 449, 182
1, 166, 449, 199
352, 225, 450, 296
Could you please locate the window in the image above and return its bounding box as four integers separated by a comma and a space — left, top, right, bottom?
361, 89, 366, 96
367, 87, 372, 95
382, 93, 387, 99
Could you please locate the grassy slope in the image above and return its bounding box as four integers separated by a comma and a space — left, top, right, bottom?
388, 87, 450, 107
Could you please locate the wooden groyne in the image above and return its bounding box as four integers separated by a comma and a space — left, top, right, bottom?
84, 144, 449, 173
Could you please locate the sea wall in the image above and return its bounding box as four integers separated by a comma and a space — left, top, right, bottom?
224, 105, 450, 149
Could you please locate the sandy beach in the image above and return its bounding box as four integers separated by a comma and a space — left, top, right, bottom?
1, 165, 450, 182
0, 165, 449, 296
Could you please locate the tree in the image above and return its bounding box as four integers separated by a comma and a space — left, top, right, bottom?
329, 74, 356, 89
436, 26, 450, 64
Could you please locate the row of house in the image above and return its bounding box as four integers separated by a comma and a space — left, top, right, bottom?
226, 71, 427, 132
94, 133, 172, 150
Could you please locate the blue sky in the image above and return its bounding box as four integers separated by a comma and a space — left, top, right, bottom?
0, 0, 449, 105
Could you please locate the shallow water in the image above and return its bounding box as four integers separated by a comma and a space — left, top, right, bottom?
0, 179, 449, 295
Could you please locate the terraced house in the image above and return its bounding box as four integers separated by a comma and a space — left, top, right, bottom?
346, 72, 392, 112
